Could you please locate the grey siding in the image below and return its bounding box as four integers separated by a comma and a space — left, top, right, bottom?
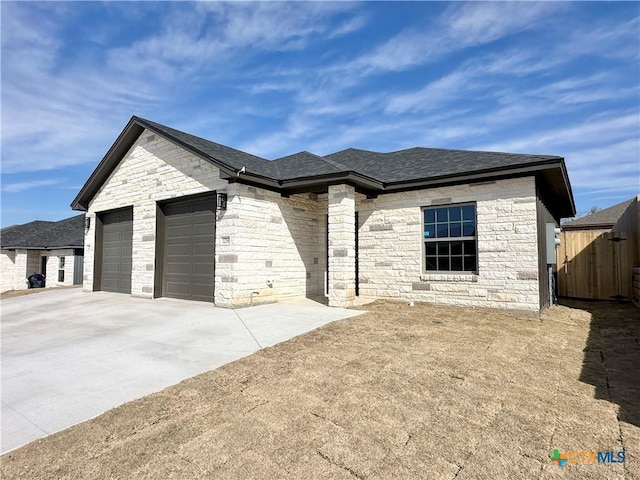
536, 181, 558, 311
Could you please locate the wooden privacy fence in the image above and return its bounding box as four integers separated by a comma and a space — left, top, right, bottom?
557, 231, 636, 300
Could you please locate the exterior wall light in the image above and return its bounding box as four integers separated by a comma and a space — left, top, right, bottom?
84, 216, 91, 231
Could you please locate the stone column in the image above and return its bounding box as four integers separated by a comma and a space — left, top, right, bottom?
328, 184, 356, 307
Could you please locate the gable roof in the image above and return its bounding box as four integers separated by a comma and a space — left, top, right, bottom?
272, 151, 349, 179
1, 214, 85, 250
72, 116, 576, 218
563, 198, 635, 229
325, 147, 564, 184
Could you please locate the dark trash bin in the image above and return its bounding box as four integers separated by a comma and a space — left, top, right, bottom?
28, 273, 45, 289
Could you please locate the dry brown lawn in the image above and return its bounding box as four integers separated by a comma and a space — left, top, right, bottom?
1, 299, 639, 480
0, 285, 80, 300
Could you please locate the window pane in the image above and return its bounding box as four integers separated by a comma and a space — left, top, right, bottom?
437, 242, 449, 256
58, 270, 65, 282
464, 255, 477, 272
450, 241, 462, 255
436, 223, 449, 238
424, 223, 436, 238
426, 256, 437, 270
451, 256, 463, 271
436, 208, 448, 222
450, 222, 462, 237
463, 240, 477, 256
424, 209, 435, 223
462, 205, 475, 221
438, 257, 449, 271
463, 221, 475, 236
449, 207, 461, 221
425, 243, 437, 255
59, 257, 65, 268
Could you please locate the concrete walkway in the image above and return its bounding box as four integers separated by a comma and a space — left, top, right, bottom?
0, 289, 363, 453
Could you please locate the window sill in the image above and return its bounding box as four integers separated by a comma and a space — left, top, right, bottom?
420, 273, 478, 282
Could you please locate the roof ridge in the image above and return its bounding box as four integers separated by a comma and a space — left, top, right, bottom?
386, 145, 561, 159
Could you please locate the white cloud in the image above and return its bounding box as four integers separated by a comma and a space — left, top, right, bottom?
1, 2, 364, 174
477, 113, 639, 153
2, 179, 61, 193
354, 2, 563, 74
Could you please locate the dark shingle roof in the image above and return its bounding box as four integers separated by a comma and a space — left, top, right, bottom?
324, 147, 562, 183
136, 118, 280, 179
272, 151, 347, 179
563, 198, 634, 228
138, 117, 562, 184
72, 116, 575, 217
0, 215, 84, 249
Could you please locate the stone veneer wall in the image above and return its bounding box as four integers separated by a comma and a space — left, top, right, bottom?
84, 129, 230, 301
356, 177, 541, 311
327, 184, 357, 307
217, 184, 324, 307
1, 250, 17, 293
44, 249, 76, 287
84, 129, 324, 307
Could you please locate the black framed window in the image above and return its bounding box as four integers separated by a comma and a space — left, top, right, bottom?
423, 204, 477, 273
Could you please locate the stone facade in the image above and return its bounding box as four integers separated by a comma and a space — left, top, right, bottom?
1, 250, 17, 292
84, 130, 230, 301
1, 248, 79, 292
356, 177, 540, 311
215, 184, 325, 307
328, 184, 356, 307
42, 249, 76, 288
85, 129, 326, 307
83, 129, 544, 311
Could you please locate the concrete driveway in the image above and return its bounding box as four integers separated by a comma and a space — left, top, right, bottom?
0, 288, 363, 453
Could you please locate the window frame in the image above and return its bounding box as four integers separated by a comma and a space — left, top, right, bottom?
422, 202, 478, 274
58, 256, 65, 282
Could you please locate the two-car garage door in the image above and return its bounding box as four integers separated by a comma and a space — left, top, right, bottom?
97, 197, 216, 302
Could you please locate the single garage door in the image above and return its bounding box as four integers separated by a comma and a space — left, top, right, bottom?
100, 208, 133, 294
162, 197, 216, 302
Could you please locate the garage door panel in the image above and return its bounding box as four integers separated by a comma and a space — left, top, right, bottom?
166, 224, 191, 236
192, 263, 214, 276
166, 262, 192, 275
100, 208, 133, 294
164, 203, 192, 216
192, 243, 213, 255
162, 197, 215, 302
166, 244, 191, 256
164, 281, 191, 295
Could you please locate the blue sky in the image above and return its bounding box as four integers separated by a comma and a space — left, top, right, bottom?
1, 1, 638, 227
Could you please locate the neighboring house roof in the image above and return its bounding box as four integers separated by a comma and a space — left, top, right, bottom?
0, 215, 85, 250
72, 116, 576, 218
562, 198, 635, 230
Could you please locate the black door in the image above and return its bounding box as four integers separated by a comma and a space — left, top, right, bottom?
162, 197, 216, 302
100, 208, 133, 294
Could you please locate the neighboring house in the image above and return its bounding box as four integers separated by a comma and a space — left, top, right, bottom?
71, 116, 575, 312
562, 197, 639, 232
559, 195, 640, 303
0, 215, 85, 293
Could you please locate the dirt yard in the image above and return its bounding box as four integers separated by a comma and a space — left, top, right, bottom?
0, 285, 80, 300
1, 300, 638, 479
